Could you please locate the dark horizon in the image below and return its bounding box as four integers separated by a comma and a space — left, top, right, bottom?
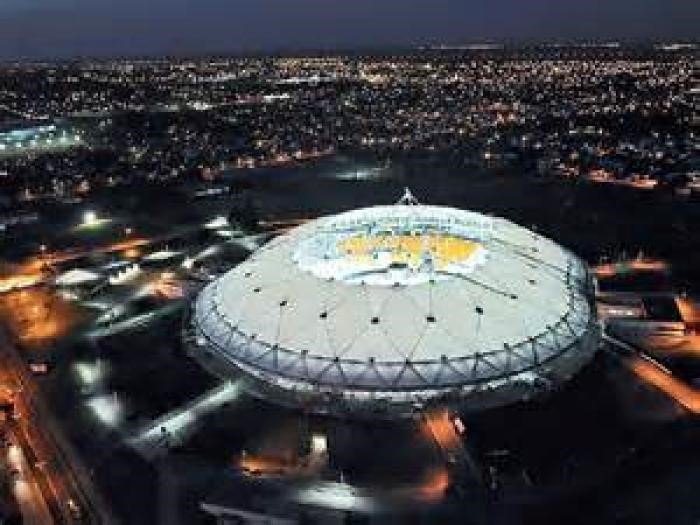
0, 0, 698, 61
0, 39, 698, 65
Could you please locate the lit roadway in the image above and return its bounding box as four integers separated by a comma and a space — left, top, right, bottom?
603, 331, 700, 415
6, 432, 54, 525
592, 257, 669, 279
0, 327, 115, 524
593, 258, 700, 413
421, 409, 485, 503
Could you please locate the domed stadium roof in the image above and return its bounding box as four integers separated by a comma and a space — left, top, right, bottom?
190, 193, 598, 415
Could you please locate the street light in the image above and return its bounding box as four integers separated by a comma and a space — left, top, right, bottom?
82, 210, 98, 227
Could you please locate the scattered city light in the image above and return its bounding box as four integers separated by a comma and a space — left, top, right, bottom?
82, 210, 98, 226
87, 393, 123, 427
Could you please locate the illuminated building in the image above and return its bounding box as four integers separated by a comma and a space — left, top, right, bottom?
189, 191, 599, 417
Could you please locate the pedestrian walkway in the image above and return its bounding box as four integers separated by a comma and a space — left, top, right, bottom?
128, 381, 240, 459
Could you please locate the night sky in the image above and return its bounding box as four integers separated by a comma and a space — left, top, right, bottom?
0, 0, 698, 60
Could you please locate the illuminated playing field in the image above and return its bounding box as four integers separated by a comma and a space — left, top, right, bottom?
338, 234, 481, 270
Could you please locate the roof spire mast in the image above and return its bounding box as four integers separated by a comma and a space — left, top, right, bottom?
396, 187, 420, 206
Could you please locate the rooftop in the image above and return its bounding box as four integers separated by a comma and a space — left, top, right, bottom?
192, 198, 599, 411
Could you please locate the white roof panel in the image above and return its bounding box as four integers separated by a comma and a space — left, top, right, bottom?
193, 203, 597, 395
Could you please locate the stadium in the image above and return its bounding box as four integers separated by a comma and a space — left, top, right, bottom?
188, 190, 599, 417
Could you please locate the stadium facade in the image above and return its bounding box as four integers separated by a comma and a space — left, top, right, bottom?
188, 191, 599, 417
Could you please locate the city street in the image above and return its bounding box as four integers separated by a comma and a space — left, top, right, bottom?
6, 431, 55, 525
0, 327, 113, 524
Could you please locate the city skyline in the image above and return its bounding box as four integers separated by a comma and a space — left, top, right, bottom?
0, 3, 699, 522
0, 0, 698, 60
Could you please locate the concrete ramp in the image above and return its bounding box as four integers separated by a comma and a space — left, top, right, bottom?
128, 381, 240, 459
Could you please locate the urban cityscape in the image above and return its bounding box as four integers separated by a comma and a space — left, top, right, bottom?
0, 2, 698, 525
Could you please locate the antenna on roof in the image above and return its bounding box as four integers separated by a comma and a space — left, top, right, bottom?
396, 187, 420, 206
